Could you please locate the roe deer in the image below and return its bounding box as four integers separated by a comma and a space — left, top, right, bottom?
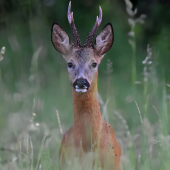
51, 1, 121, 170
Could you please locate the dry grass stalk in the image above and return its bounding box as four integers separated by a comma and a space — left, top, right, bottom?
56, 110, 63, 134
135, 101, 143, 124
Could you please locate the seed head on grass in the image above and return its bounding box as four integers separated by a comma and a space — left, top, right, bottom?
125, 0, 146, 83
0, 46, 6, 62
142, 44, 153, 82
106, 59, 113, 74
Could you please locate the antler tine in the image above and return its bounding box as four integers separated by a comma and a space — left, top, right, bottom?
98, 6, 102, 25
84, 6, 103, 47
67, 1, 81, 47
67, 1, 72, 24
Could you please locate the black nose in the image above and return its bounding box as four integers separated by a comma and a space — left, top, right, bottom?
77, 78, 86, 87
73, 78, 90, 89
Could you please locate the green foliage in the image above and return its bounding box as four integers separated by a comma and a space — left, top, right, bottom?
0, 0, 170, 169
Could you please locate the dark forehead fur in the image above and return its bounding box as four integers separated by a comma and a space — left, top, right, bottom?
75, 48, 94, 62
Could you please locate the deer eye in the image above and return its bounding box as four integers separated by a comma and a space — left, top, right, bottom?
91, 62, 97, 68
68, 62, 73, 68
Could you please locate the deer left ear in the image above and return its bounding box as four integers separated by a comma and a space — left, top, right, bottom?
94, 23, 114, 56
51, 23, 72, 55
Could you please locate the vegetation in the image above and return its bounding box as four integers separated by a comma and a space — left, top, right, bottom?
0, 0, 170, 169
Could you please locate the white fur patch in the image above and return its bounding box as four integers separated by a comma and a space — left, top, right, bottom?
75, 88, 87, 93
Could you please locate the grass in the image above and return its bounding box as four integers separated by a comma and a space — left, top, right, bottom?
0, 0, 170, 170
0, 42, 169, 170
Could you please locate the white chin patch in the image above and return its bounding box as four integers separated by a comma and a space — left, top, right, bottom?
75, 88, 87, 93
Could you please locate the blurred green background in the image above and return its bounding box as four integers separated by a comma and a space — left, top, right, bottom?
0, 0, 170, 169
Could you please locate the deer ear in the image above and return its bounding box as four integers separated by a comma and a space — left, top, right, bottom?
94, 23, 114, 56
51, 23, 72, 55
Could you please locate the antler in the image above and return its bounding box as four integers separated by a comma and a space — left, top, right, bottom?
68, 1, 81, 47
84, 6, 102, 47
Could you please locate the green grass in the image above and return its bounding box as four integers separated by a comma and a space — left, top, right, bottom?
0, 40, 169, 170
0, 0, 170, 169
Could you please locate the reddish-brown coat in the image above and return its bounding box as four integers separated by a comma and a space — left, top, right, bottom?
59, 82, 121, 170
52, 3, 121, 169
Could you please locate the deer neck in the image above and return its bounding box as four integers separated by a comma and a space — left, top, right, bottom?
72, 81, 102, 135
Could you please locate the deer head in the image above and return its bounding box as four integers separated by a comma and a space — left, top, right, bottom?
51, 1, 114, 93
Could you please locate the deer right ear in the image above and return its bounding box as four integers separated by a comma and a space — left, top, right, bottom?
94, 23, 114, 56
51, 23, 72, 55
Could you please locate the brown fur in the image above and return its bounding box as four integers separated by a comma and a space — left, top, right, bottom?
51, 4, 121, 169
59, 81, 121, 170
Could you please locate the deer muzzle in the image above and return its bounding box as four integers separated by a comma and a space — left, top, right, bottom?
73, 78, 90, 93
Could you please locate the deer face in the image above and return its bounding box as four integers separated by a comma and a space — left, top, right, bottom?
51, 2, 113, 93
65, 48, 98, 92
